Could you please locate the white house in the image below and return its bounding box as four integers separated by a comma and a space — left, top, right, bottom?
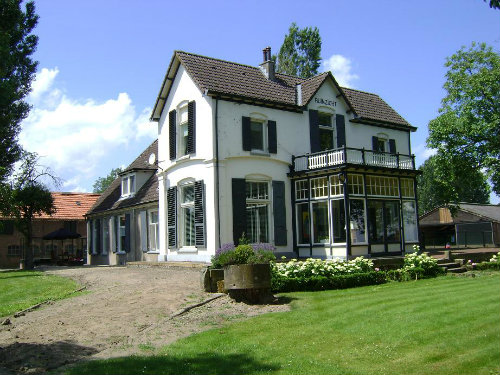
86, 141, 160, 265
151, 47, 420, 263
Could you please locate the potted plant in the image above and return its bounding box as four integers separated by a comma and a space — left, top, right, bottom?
210, 235, 276, 303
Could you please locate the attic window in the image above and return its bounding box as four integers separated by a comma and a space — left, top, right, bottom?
121, 174, 136, 198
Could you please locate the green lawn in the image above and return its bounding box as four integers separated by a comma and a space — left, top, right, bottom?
67, 272, 500, 375
0, 270, 81, 317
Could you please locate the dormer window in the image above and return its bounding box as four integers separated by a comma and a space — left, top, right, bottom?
121, 174, 136, 197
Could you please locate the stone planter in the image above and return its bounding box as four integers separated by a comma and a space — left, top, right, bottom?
223, 263, 273, 303
201, 268, 224, 292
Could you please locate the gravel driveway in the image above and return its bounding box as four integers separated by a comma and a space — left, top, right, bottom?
0, 265, 288, 374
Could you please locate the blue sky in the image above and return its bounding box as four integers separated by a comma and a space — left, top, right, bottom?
20, 0, 499, 201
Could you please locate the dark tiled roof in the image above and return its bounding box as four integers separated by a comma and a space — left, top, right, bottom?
177, 52, 298, 106
169, 51, 412, 128
87, 141, 158, 215
342, 88, 410, 127
122, 139, 158, 173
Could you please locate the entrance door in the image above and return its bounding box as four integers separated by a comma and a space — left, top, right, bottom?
368, 200, 401, 254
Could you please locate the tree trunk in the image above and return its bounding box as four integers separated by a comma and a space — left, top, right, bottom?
24, 218, 34, 270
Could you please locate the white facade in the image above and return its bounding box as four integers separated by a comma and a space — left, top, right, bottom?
154, 52, 419, 263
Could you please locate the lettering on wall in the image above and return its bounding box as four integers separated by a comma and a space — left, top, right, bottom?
314, 98, 337, 107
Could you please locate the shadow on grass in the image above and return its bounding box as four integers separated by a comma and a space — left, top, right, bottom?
66, 352, 280, 375
0, 340, 99, 374
0, 270, 44, 279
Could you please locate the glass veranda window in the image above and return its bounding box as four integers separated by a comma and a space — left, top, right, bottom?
403, 201, 418, 242
349, 199, 366, 244
312, 201, 329, 244
331, 199, 346, 243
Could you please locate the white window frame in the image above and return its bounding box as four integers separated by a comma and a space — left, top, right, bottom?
245, 180, 271, 243
375, 133, 389, 153
295, 179, 309, 201
366, 175, 399, 197
178, 104, 189, 157
250, 119, 267, 153
179, 182, 196, 249
148, 210, 159, 252
401, 178, 415, 198
117, 214, 126, 254
318, 110, 335, 151
121, 174, 136, 198
348, 174, 365, 196
403, 200, 419, 243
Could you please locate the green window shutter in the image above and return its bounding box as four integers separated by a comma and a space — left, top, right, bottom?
140, 211, 148, 252
88, 220, 93, 254
242, 116, 251, 151
336, 114, 346, 148
96, 218, 101, 254
194, 180, 205, 247
187, 101, 196, 154
232, 178, 247, 244
389, 139, 396, 154
268, 120, 277, 153
309, 110, 320, 153
124, 213, 131, 253
272, 180, 287, 246
372, 136, 379, 151
167, 187, 177, 248
169, 110, 176, 160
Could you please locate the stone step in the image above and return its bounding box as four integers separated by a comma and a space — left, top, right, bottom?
447, 267, 467, 273
439, 262, 462, 269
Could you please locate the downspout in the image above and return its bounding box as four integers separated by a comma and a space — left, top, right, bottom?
215, 97, 221, 248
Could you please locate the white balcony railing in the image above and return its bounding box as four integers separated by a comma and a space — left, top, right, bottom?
293, 147, 415, 172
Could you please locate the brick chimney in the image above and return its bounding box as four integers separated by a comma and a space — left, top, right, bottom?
259, 46, 275, 81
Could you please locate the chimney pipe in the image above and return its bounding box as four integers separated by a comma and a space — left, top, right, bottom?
259, 46, 275, 80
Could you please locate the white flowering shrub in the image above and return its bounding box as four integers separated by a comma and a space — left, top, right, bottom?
403, 252, 439, 272
489, 252, 500, 263
272, 256, 374, 279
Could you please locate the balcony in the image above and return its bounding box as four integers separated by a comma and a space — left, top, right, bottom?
291, 147, 416, 173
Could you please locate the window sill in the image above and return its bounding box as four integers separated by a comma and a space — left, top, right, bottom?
147, 250, 160, 254
176, 154, 191, 161
250, 150, 270, 157
178, 247, 197, 253
115, 251, 126, 255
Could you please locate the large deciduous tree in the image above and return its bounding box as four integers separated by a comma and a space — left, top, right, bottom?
0, 0, 39, 181
274, 22, 321, 79
417, 155, 490, 215
0, 152, 59, 270
426, 42, 500, 196
92, 167, 123, 193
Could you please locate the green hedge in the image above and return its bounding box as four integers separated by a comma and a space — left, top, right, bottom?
271, 271, 387, 293
386, 266, 445, 282
475, 261, 500, 271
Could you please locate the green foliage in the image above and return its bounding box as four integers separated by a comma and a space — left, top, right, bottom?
417, 154, 490, 214
427, 42, 500, 195
272, 271, 386, 293
0, 270, 81, 317
92, 167, 123, 193
275, 22, 321, 78
1, 151, 58, 269
0, 0, 39, 181
210, 241, 276, 268
482, 0, 500, 9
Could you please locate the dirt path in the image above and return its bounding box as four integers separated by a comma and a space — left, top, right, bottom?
0, 266, 289, 375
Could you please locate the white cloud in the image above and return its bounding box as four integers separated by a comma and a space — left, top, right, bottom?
20, 67, 157, 192
29, 67, 59, 103
321, 54, 359, 88
412, 143, 437, 167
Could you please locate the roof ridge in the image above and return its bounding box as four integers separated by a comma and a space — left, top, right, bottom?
175, 50, 265, 72
341, 86, 380, 97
